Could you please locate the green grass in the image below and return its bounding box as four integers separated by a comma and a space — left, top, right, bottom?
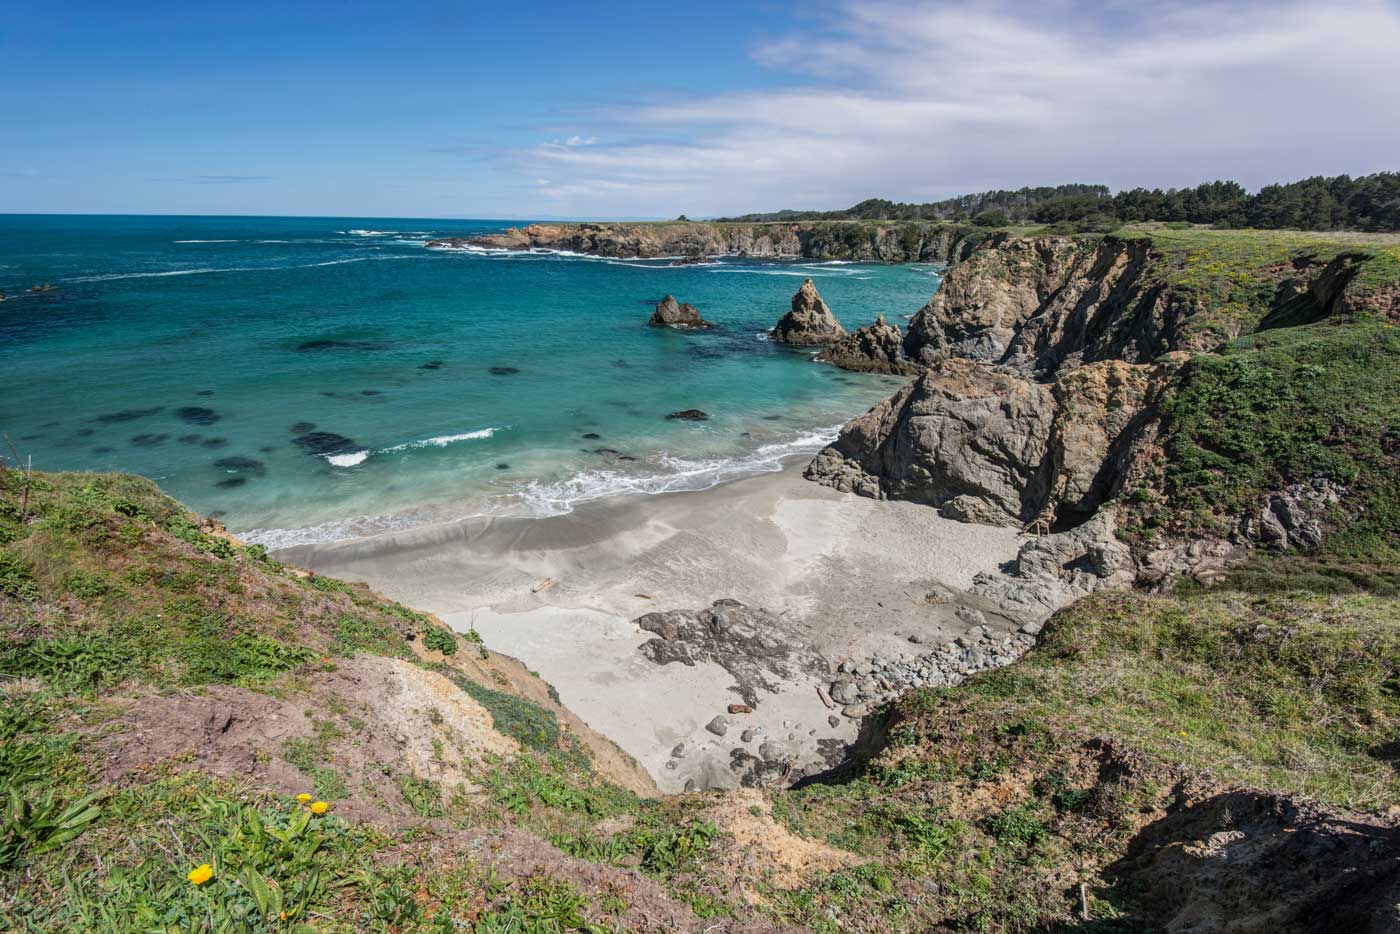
1139, 315, 1400, 559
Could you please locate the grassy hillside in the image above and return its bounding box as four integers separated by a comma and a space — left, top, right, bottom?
0, 471, 735, 932
5, 475, 1399, 930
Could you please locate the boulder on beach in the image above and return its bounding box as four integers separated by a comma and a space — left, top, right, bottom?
771, 278, 847, 346
648, 294, 712, 328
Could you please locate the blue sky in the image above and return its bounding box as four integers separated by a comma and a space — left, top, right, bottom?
3, 0, 1398, 218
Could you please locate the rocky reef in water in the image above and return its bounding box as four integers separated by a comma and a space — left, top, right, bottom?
814, 314, 921, 375
648, 294, 711, 328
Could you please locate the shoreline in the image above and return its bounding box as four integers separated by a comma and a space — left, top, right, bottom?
276, 463, 1031, 792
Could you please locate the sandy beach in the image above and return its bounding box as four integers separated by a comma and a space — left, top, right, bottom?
277, 464, 1029, 792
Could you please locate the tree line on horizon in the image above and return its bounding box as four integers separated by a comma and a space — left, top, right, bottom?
717, 172, 1400, 232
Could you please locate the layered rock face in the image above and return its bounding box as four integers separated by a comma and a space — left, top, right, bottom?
772, 279, 847, 345
814, 315, 920, 375
429, 221, 987, 262
648, 295, 711, 328
812, 233, 1391, 548
805, 360, 1055, 521
805, 354, 1179, 528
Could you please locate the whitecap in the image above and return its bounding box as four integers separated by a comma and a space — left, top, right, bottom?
381, 428, 500, 452
65, 255, 425, 282
324, 451, 369, 467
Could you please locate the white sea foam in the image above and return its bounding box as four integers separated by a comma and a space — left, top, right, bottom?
705, 268, 856, 278
514, 425, 841, 517
343, 229, 396, 236
381, 428, 499, 452
241, 425, 842, 548
66, 255, 425, 282
173, 239, 240, 243
320, 427, 502, 467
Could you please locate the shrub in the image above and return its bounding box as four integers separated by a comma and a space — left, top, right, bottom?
421, 626, 457, 656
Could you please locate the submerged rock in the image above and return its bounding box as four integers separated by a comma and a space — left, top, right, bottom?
815, 314, 920, 375
666, 409, 709, 421
292, 432, 360, 457
176, 406, 221, 425
213, 456, 266, 475
648, 294, 712, 329
96, 407, 163, 424
772, 278, 847, 346
489, 366, 520, 376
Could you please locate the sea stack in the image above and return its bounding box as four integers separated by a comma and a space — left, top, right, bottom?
815, 315, 921, 375
649, 294, 712, 328
771, 278, 847, 345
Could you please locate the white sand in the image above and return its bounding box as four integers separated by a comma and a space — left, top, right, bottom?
277, 464, 1028, 791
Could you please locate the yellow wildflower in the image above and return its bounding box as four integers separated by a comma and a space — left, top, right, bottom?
310, 801, 330, 815
296, 793, 312, 803
1179, 730, 1189, 737
187, 864, 214, 885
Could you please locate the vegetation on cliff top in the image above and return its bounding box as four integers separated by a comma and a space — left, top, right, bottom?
722, 170, 1400, 233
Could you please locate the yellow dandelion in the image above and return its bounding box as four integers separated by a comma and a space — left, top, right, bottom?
296, 793, 312, 803
1179, 730, 1189, 737
187, 864, 214, 885
310, 800, 330, 815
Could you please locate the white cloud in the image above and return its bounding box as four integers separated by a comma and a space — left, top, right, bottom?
499, 0, 1400, 216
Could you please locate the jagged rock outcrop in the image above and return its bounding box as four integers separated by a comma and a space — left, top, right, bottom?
772, 279, 847, 346
428, 221, 987, 263
1036, 355, 1185, 526
804, 360, 1054, 522
903, 235, 1398, 380
805, 354, 1183, 530
814, 315, 921, 375
648, 295, 711, 329
903, 235, 1086, 366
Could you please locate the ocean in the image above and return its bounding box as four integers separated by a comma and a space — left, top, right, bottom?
0, 214, 943, 547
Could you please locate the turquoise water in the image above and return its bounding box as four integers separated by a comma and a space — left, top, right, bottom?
0, 215, 942, 546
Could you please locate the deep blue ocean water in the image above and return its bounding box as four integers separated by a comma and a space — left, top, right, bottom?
0, 215, 942, 546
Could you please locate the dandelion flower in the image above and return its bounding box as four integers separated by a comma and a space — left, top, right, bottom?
296, 793, 312, 803
1179, 730, 1189, 737
187, 864, 214, 885
310, 801, 330, 815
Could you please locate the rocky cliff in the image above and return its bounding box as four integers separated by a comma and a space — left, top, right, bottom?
809, 228, 1400, 578
429, 220, 988, 262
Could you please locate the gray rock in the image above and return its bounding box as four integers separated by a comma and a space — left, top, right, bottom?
772, 278, 847, 346
740, 729, 755, 743
649, 294, 712, 328
828, 715, 841, 728
814, 314, 919, 375
830, 680, 860, 705
705, 716, 729, 737
956, 606, 987, 627
842, 704, 869, 719
671, 742, 687, 758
